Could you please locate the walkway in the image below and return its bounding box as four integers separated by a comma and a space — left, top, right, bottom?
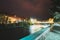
45, 31, 60, 40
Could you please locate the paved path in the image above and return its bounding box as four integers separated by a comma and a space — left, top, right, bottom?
45, 31, 60, 40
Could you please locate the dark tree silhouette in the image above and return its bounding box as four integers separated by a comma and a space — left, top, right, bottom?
50, 0, 60, 12
0, 12, 9, 24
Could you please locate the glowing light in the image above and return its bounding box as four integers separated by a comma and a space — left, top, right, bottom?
5, 16, 8, 17
7, 16, 22, 23
48, 18, 54, 23
30, 18, 37, 24
30, 25, 42, 33
31, 18, 54, 24
8, 17, 17, 23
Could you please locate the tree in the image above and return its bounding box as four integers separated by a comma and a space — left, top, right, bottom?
50, 0, 60, 12
54, 12, 60, 22
49, 0, 60, 22
0, 12, 9, 24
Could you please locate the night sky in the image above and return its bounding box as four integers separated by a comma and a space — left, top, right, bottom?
0, 0, 53, 19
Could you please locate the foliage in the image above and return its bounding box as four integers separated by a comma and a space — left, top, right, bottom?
0, 21, 30, 29
54, 12, 60, 22
18, 21, 30, 29
0, 14, 8, 24
50, 0, 60, 12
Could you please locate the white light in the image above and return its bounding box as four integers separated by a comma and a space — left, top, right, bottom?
30, 18, 37, 23
29, 25, 42, 34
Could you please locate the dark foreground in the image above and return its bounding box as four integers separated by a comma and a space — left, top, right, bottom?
0, 27, 30, 40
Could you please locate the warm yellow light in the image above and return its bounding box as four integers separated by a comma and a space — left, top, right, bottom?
30, 18, 54, 24
8, 17, 17, 23
5, 16, 7, 17
8, 16, 22, 23
48, 18, 54, 23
